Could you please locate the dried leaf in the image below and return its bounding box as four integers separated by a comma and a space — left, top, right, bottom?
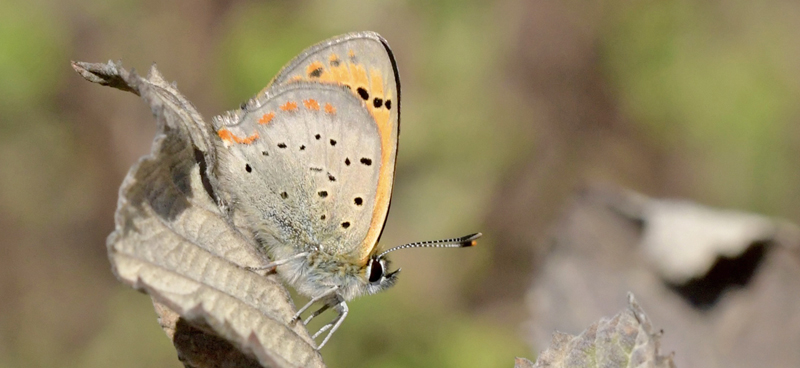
72, 60, 324, 368
527, 294, 674, 368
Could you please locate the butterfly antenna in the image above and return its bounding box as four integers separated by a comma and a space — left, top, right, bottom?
377, 233, 482, 258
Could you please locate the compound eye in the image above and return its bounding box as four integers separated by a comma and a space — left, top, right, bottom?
368, 258, 383, 283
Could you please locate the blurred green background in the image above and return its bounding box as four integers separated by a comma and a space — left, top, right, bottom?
1, 0, 799, 367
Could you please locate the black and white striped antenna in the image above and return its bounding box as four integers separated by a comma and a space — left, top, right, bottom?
377, 233, 482, 258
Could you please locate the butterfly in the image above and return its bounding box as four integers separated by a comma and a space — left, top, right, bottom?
211, 31, 480, 349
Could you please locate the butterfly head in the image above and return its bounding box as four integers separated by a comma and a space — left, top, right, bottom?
363, 254, 401, 295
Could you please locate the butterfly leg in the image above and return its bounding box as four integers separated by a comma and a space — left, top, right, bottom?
248, 252, 309, 271
313, 300, 348, 350
291, 285, 339, 323
303, 304, 330, 325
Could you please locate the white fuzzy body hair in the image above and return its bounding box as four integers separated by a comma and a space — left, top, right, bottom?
262, 236, 395, 301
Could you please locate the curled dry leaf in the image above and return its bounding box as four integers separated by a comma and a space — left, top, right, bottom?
526, 294, 675, 368
71, 61, 324, 368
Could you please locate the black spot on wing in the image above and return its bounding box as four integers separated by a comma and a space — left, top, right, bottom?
357, 87, 369, 100
309, 67, 323, 78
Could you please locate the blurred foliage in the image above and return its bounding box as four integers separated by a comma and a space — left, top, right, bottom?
601, 0, 800, 213
317, 292, 527, 367
75, 291, 182, 368
0, 0, 66, 119
1, 0, 799, 367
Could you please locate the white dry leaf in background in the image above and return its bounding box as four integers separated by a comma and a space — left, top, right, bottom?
523, 294, 675, 368
604, 188, 800, 284
72, 61, 324, 368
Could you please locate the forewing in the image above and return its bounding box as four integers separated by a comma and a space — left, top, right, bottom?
275, 32, 400, 262
224, 31, 400, 263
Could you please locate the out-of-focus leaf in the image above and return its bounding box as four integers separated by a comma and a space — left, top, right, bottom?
602, 187, 800, 284
71, 61, 324, 368
526, 185, 800, 367
527, 294, 674, 368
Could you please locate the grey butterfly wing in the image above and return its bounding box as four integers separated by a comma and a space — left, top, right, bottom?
213, 82, 383, 263
217, 31, 401, 264
270, 31, 401, 260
